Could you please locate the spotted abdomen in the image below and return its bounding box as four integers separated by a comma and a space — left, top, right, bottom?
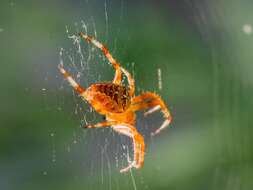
84, 83, 131, 114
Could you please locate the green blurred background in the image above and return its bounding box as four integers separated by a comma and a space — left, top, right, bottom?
0, 0, 252, 189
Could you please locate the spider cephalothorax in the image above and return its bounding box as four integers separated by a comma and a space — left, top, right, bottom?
58, 32, 172, 172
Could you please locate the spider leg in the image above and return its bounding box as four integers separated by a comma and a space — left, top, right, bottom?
84, 121, 117, 129
58, 63, 85, 94
79, 32, 122, 84
120, 67, 135, 97
112, 124, 145, 173
85, 119, 145, 172
131, 92, 172, 136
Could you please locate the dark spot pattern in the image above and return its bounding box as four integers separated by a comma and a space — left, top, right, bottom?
96, 83, 130, 110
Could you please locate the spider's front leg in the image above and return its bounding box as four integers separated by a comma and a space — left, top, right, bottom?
131, 92, 172, 136
58, 64, 85, 94
79, 32, 122, 84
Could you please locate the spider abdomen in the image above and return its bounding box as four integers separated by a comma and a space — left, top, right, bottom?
84, 83, 131, 114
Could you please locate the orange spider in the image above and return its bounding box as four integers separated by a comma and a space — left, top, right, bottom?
58, 32, 172, 173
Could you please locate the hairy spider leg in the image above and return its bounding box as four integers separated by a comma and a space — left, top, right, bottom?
121, 67, 135, 97
83, 119, 145, 172
131, 92, 172, 136
84, 121, 117, 129
112, 125, 145, 173
58, 64, 85, 94
79, 32, 122, 84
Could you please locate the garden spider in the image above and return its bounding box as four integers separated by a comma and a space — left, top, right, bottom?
58, 32, 172, 173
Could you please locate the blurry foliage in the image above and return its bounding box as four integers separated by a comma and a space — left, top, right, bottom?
0, 0, 252, 190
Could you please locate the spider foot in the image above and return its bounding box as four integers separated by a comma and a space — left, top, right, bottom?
144, 105, 161, 116
151, 116, 172, 136
120, 161, 136, 173
58, 63, 66, 75
58, 62, 63, 69
83, 124, 94, 129
79, 32, 93, 42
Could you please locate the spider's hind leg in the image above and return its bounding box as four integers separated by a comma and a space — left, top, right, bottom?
79, 32, 122, 84
112, 124, 145, 173
83, 121, 117, 129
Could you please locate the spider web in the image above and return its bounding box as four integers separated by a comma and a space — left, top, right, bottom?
52, 1, 149, 190
39, 1, 253, 190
